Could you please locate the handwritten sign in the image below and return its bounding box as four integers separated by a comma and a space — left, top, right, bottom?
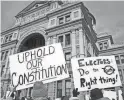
71, 56, 122, 92
9, 43, 69, 90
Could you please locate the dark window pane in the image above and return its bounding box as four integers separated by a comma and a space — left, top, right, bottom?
120, 55, 124, 64
115, 56, 120, 64
59, 17, 64, 24
99, 43, 103, 50
1, 52, 4, 61
9, 35, 12, 41
65, 34, 70, 46
65, 52, 71, 61
104, 42, 108, 49
4, 51, 9, 61
118, 70, 123, 81
65, 80, 71, 98
58, 36, 63, 46
65, 15, 71, 22
57, 81, 62, 98
1, 65, 5, 76
5, 36, 8, 43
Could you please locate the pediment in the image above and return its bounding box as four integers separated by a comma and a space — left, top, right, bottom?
15, 1, 63, 18
15, 1, 48, 17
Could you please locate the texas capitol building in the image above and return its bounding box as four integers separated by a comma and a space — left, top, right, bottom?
1, 1, 118, 100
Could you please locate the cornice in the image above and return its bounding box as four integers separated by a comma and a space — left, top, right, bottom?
19, 16, 48, 30
1, 26, 19, 35
97, 35, 114, 44
45, 18, 83, 34
15, 1, 49, 18
99, 46, 124, 54
47, 2, 83, 18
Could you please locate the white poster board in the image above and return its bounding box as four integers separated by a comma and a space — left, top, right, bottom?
71, 56, 122, 92
9, 43, 69, 90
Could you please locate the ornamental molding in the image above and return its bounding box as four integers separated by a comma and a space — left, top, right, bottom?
16, 29, 46, 53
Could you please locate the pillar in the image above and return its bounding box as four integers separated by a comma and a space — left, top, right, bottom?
71, 29, 76, 97
47, 35, 57, 100
46, 37, 51, 45
78, 27, 85, 100
53, 35, 57, 99
79, 27, 85, 57
71, 29, 76, 57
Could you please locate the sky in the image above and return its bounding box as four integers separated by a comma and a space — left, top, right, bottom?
1, 1, 124, 44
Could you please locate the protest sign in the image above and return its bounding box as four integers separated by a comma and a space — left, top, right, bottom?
9, 43, 69, 90
71, 56, 122, 92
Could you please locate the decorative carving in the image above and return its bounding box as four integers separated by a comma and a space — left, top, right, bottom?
16, 2, 59, 25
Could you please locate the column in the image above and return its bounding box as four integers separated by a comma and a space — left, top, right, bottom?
78, 27, 85, 100
70, 29, 76, 97
79, 27, 85, 57
53, 35, 57, 43
83, 33, 86, 57
46, 37, 51, 45
53, 35, 57, 99
71, 29, 76, 57
62, 80, 65, 96
47, 35, 57, 100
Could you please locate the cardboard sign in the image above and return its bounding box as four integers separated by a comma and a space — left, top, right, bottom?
9, 43, 69, 90
32, 81, 48, 99
71, 56, 122, 92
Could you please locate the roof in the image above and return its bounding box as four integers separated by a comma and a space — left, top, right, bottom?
15, 1, 63, 18
97, 32, 114, 44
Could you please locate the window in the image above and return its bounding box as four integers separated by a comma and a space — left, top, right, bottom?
65, 80, 71, 98
118, 69, 123, 81
123, 69, 124, 75
65, 52, 71, 61
74, 11, 79, 18
57, 81, 62, 98
1, 65, 5, 76
5, 36, 9, 43
115, 56, 120, 64
58, 36, 64, 46
65, 34, 71, 46
59, 17, 64, 24
1, 38, 3, 43
120, 55, 124, 64
51, 19, 55, 25
4, 51, 9, 61
104, 42, 108, 49
58, 13, 71, 25
29, 87, 33, 97
65, 15, 71, 22
1, 52, 5, 61
99, 43, 103, 50
13, 33, 17, 38
9, 34, 12, 41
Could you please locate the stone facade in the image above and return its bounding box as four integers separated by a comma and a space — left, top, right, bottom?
1, 1, 98, 100
96, 32, 124, 97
